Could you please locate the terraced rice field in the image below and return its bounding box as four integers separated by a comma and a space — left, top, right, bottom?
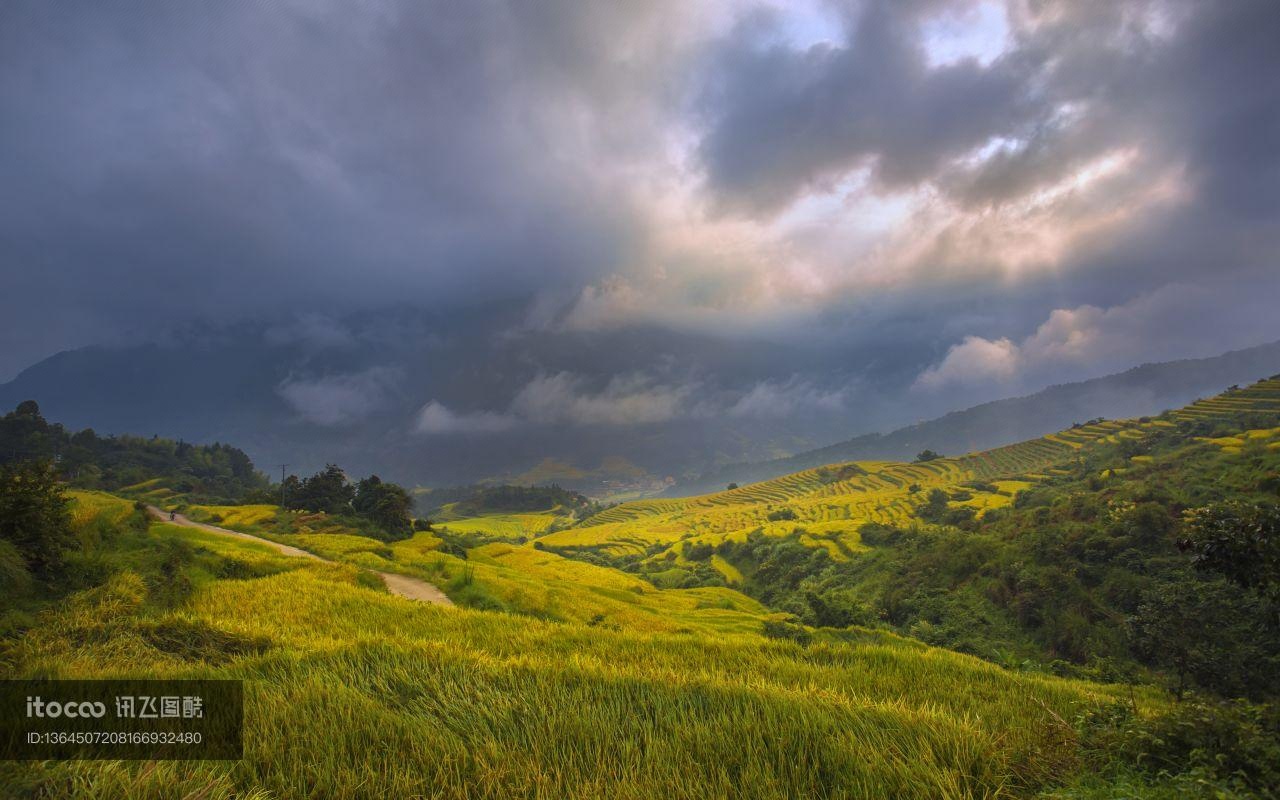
1168, 377, 1280, 422
544, 379, 1280, 559
10, 499, 1154, 800
434, 511, 560, 537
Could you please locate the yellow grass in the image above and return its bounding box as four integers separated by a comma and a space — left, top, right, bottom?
3, 516, 1165, 799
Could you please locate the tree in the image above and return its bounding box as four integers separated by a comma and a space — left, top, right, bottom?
293, 464, 354, 515
352, 475, 413, 541
916, 488, 950, 522
1130, 578, 1276, 699
727, 483, 739, 490
0, 460, 75, 578
914, 450, 942, 463
1184, 501, 1280, 597
280, 475, 303, 508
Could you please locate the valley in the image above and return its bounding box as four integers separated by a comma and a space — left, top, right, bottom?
2, 378, 1279, 798
5, 4, 1280, 796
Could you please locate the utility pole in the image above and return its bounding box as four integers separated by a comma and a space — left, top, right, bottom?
278, 464, 289, 508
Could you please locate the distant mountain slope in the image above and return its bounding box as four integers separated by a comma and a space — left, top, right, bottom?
0, 311, 846, 490
672, 340, 1280, 496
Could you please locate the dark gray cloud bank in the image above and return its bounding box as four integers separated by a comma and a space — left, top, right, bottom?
2, 0, 1279, 482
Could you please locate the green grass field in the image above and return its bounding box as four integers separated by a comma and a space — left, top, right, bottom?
538, 379, 1280, 573
7, 380, 1280, 797
0, 492, 1161, 799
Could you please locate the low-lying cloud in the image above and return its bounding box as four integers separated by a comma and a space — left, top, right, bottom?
414, 370, 860, 436
414, 402, 517, 435
510, 373, 697, 426
727, 378, 847, 418
278, 367, 400, 426
915, 282, 1280, 396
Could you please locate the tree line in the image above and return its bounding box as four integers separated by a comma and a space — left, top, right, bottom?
276, 464, 415, 541
0, 400, 266, 502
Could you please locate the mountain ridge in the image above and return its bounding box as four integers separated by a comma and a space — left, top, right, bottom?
671, 339, 1280, 496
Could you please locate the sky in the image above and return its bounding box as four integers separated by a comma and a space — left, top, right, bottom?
2, 0, 1279, 435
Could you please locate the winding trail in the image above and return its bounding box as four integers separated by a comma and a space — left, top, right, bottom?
147, 506, 453, 606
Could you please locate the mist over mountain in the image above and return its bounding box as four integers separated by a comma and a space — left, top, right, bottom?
0, 304, 896, 491
673, 339, 1280, 496
4, 0, 1280, 497
4, 301, 1278, 498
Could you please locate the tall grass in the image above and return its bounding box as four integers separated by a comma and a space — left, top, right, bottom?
0, 501, 1162, 799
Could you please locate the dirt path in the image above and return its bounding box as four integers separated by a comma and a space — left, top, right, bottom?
148, 507, 453, 606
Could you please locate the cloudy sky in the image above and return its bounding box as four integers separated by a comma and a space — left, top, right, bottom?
2, 0, 1279, 428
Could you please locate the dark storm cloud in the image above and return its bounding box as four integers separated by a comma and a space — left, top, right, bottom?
1, 0, 1278, 424
695, 0, 1280, 225
0, 0, 676, 377
689, 0, 1280, 400
694, 0, 1033, 213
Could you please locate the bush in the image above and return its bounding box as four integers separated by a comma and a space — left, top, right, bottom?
0, 539, 32, 597
761, 617, 812, 645
1080, 699, 1280, 796
684, 542, 714, 561
859, 523, 906, 547
0, 460, 75, 578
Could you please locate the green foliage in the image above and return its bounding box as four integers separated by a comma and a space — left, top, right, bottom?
915, 449, 943, 462
1077, 699, 1280, 798
1185, 500, 1280, 596
285, 464, 354, 515
683, 541, 714, 561
351, 475, 413, 539
1130, 576, 1279, 699
0, 460, 74, 578
284, 464, 414, 541
760, 617, 812, 645
914, 487, 977, 528
0, 401, 266, 503
0, 539, 32, 596
653, 408, 1280, 703
422, 483, 589, 516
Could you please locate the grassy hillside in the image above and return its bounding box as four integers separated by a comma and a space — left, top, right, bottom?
4, 383, 1280, 797
537, 415, 1168, 568
514, 379, 1280, 739
542, 379, 1280, 593
0, 400, 267, 505
0, 491, 1163, 799
678, 341, 1280, 495
178, 501, 771, 634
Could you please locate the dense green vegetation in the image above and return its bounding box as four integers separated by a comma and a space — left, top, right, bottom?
420, 483, 594, 517
0, 460, 76, 583
805, 420, 1280, 694
5, 383, 1280, 797
278, 464, 414, 541
526, 380, 1280, 796
0, 488, 1168, 799
549, 383, 1280, 689
0, 400, 266, 504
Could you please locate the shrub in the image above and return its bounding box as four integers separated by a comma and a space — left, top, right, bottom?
0, 460, 74, 578
761, 618, 812, 645
1080, 699, 1280, 796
